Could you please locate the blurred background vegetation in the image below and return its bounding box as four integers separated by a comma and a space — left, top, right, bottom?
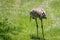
0, 0, 60, 40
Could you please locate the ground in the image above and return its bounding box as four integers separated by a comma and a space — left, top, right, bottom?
0, 0, 60, 40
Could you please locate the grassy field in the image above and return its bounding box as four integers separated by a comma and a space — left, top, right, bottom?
0, 0, 60, 40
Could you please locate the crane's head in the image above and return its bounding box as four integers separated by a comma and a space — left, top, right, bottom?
40, 12, 47, 19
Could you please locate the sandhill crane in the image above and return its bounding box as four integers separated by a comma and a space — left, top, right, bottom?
30, 7, 47, 40
30, 8, 47, 19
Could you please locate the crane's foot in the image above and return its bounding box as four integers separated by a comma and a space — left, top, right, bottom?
30, 35, 40, 40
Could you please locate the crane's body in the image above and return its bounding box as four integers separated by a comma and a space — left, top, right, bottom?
30, 7, 46, 40
30, 8, 47, 19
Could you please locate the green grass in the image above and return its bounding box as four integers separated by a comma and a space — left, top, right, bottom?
0, 0, 60, 40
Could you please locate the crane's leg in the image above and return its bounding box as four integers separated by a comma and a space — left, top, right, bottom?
35, 19, 38, 38
41, 19, 45, 40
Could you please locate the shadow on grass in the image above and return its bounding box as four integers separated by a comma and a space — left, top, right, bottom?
30, 34, 46, 40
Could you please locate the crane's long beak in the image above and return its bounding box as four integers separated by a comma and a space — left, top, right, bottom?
45, 16, 47, 19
